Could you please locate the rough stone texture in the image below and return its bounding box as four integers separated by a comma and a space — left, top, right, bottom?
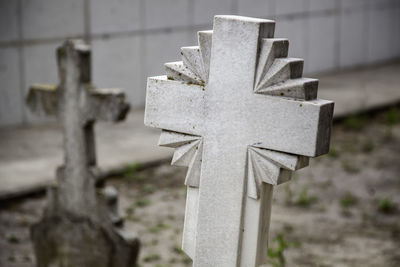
144, 15, 334, 266
26, 39, 139, 267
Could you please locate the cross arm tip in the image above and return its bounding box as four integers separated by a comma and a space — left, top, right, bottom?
88, 88, 130, 122
26, 83, 58, 116
314, 99, 335, 157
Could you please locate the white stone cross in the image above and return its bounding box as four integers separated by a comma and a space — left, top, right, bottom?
145, 16, 334, 267
26, 39, 130, 216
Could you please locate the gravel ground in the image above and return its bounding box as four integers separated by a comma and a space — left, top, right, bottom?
1, 107, 399, 267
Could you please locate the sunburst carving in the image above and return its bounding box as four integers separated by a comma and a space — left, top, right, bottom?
254, 38, 318, 100
247, 146, 309, 199
159, 130, 203, 187
160, 27, 318, 196
165, 30, 212, 85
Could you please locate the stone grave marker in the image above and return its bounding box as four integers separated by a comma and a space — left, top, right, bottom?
144, 15, 334, 266
26, 39, 139, 267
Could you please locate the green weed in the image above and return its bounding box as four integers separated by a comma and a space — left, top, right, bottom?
284, 186, 317, 207
148, 222, 170, 233
172, 245, 184, 255
268, 234, 290, 267
344, 114, 367, 131
377, 197, 397, 214
383, 107, 399, 125
340, 192, 358, 208
327, 146, 339, 158
7, 234, 20, 244
143, 253, 161, 262
361, 140, 374, 153
133, 197, 151, 208
142, 184, 155, 194
295, 187, 318, 207
123, 162, 146, 182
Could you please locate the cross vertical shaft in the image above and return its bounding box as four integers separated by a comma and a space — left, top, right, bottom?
194, 16, 275, 267
57, 41, 96, 215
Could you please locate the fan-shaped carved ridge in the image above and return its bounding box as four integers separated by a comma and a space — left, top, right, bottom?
257, 78, 318, 100
255, 38, 289, 88
254, 37, 319, 100
247, 146, 309, 199
257, 58, 303, 90
159, 130, 201, 148
165, 30, 213, 85
158, 130, 203, 188
181, 46, 206, 82
198, 30, 213, 81
165, 61, 203, 85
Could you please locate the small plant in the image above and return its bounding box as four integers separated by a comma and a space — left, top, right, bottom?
361, 140, 374, 153
267, 233, 290, 267
182, 254, 192, 264
377, 197, 397, 214
342, 161, 360, 174
123, 162, 146, 182
383, 107, 399, 125
133, 197, 151, 208
343, 114, 367, 131
143, 253, 161, 262
172, 245, 184, 255
340, 192, 358, 208
124, 162, 141, 175
142, 184, 155, 194
327, 146, 339, 158
295, 187, 318, 207
8, 255, 16, 262
126, 205, 134, 214
148, 222, 170, 233
7, 234, 20, 244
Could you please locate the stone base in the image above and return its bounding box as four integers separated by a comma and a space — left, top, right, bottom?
31, 212, 139, 267
30, 184, 140, 267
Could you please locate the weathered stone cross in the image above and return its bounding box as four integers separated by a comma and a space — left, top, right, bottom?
27, 39, 138, 267
27, 39, 129, 215
145, 16, 334, 266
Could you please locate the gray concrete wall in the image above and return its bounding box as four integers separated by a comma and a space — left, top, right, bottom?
1, 0, 399, 127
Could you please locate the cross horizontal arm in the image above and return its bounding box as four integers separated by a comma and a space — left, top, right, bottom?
144, 76, 205, 136
86, 87, 130, 122
250, 95, 334, 157
26, 84, 58, 116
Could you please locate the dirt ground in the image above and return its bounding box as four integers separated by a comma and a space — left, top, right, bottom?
1, 107, 399, 267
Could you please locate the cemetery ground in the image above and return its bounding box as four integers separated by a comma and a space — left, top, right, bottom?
1, 106, 400, 267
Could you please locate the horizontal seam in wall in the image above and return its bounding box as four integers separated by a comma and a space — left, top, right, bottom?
0, 3, 397, 48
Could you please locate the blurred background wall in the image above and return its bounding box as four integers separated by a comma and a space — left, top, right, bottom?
0, 0, 399, 127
